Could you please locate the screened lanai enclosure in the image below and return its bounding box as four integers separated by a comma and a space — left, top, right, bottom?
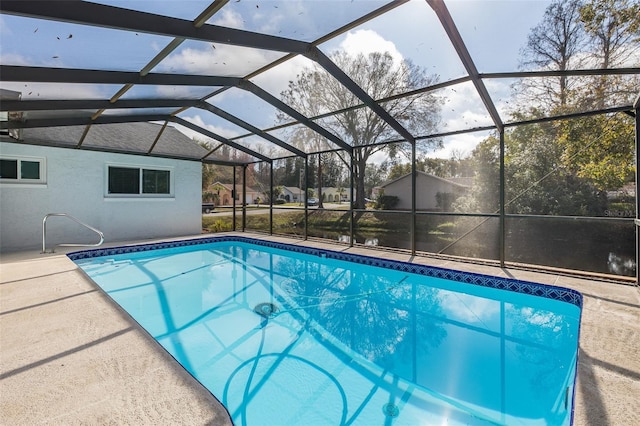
1, 0, 639, 282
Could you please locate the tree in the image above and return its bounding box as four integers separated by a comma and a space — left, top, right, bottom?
517, 0, 639, 113
197, 138, 261, 195
262, 185, 283, 204
453, 125, 607, 216
364, 161, 389, 199
580, 0, 640, 69
512, 0, 637, 192
273, 156, 305, 188
558, 113, 635, 190
519, 0, 587, 108
279, 50, 442, 209
503, 120, 607, 215
385, 154, 474, 183
452, 136, 501, 214
579, 0, 640, 108
387, 163, 412, 180
197, 138, 222, 191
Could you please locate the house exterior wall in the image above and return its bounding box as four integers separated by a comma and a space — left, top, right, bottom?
320, 187, 349, 203
382, 173, 465, 210
0, 142, 202, 252
246, 192, 260, 204
206, 183, 232, 206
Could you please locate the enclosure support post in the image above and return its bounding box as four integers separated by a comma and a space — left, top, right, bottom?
634, 95, 639, 287
318, 154, 323, 209
411, 141, 416, 255
269, 160, 273, 235
304, 156, 309, 240
242, 165, 247, 232
232, 166, 236, 231
499, 129, 506, 268
350, 150, 355, 247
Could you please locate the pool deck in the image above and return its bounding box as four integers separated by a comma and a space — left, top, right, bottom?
1, 232, 638, 425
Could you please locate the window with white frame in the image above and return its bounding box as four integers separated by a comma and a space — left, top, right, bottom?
106, 164, 173, 196
0, 155, 46, 183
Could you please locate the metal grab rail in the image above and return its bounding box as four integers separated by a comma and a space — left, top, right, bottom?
42, 213, 105, 253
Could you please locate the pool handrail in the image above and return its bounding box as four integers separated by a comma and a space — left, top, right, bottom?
42, 213, 105, 253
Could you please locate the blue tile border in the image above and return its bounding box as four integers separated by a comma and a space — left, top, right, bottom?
68, 235, 583, 308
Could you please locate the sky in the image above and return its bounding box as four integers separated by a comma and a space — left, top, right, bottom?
0, 0, 554, 161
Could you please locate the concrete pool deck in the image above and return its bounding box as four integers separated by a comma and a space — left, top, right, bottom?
1, 232, 638, 425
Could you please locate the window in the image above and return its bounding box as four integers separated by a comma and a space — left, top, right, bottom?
0, 156, 46, 183
0, 111, 8, 136
143, 169, 170, 194
108, 167, 140, 194
107, 165, 172, 196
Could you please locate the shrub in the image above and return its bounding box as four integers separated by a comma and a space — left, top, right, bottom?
375, 195, 399, 210
203, 217, 233, 232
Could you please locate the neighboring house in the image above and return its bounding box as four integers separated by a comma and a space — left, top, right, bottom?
374, 171, 471, 211
606, 182, 635, 200
320, 187, 350, 203
205, 181, 260, 205
0, 121, 208, 252
279, 186, 304, 203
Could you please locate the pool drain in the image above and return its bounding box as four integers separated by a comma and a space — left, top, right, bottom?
382, 403, 399, 418
253, 302, 278, 318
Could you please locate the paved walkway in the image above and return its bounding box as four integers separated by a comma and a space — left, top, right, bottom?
1, 232, 638, 425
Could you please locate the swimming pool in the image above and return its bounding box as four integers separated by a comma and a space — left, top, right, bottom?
69, 236, 582, 425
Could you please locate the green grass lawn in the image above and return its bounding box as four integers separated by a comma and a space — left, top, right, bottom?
203, 209, 382, 234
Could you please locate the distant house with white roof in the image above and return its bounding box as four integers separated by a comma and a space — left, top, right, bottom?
279, 186, 304, 203
320, 187, 350, 203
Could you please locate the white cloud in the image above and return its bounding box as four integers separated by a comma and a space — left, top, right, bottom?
368, 149, 390, 165
159, 44, 283, 77
250, 54, 315, 97
431, 132, 490, 159
150, 41, 163, 54
339, 29, 404, 66
423, 77, 517, 159
252, 29, 405, 98
483, 79, 514, 116
211, 8, 246, 30
0, 53, 30, 66
439, 82, 494, 129
443, 293, 500, 324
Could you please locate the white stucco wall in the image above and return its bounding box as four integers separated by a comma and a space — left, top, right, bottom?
0, 141, 203, 252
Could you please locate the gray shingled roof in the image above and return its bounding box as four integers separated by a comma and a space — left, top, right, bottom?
16, 122, 209, 160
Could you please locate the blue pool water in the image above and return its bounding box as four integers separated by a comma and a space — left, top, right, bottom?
70, 236, 582, 425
